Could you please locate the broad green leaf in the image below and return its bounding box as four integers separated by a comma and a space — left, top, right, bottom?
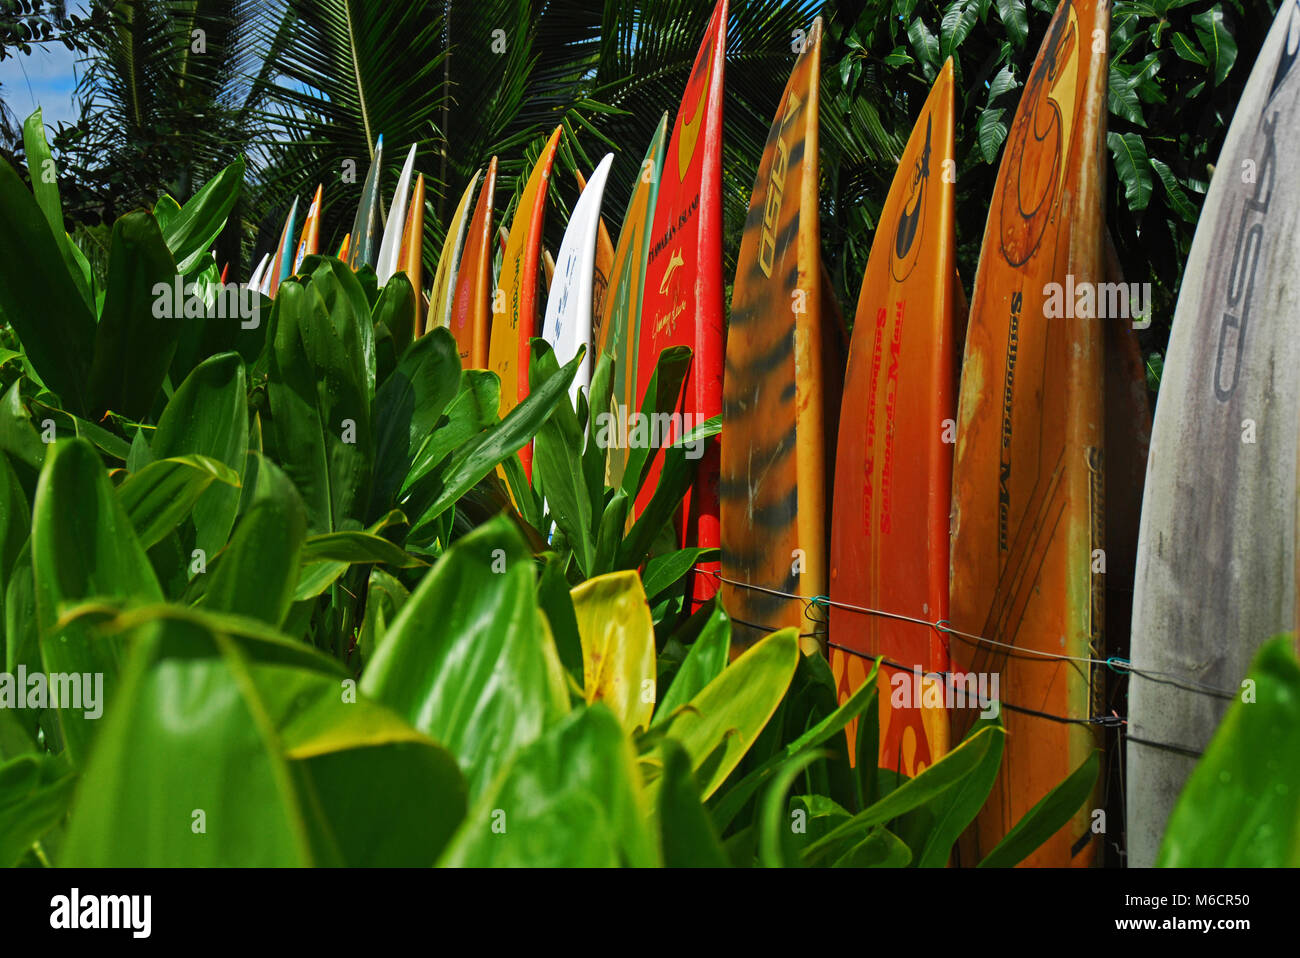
532, 341, 594, 573
571, 571, 656, 733
653, 599, 731, 726
440, 704, 657, 867
88, 212, 182, 419
265, 280, 372, 533
993, 0, 1028, 47
116, 455, 240, 551
641, 546, 718, 602
655, 738, 728, 867
162, 157, 245, 274
360, 517, 569, 799
31, 438, 162, 763
371, 327, 461, 514
372, 271, 416, 364
399, 369, 499, 500
0, 751, 76, 867
832, 826, 912, 867
620, 345, 691, 502
199, 458, 306, 628
0, 381, 45, 473
977, 107, 1007, 164
0, 157, 96, 416
1108, 131, 1154, 211
537, 553, 584, 680
659, 627, 800, 801
407, 348, 582, 537
1150, 157, 1198, 223
978, 749, 1100, 868
152, 352, 248, 559
62, 615, 315, 866
21, 108, 92, 309
804, 725, 1002, 865
913, 714, 1005, 867
356, 567, 409, 667
1158, 636, 1300, 867
759, 749, 828, 867
1191, 7, 1237, 85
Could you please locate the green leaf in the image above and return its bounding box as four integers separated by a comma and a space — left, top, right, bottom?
21, 108, 92, 310
1108, 131, 1154, 211
1191, 7, 1237, 85
977, 107, 1008, 164
1150, 157, 1198, 223
1170, 30, 1208, 66
407, 347, 581, 537
372, 271, 416, 364
655, 738, 728, 867
620, 345, 691, 502
804, 725, 1002, 865
0, 157, 96, 416
440, 704, 657, 867
0, 751, 76, 866
913, 715, 1005, 866
641, 546, 718, 602
531, 340, 594, 573
116, 454, 241, 550
371, 327, 462, 515
978, 749, 1100, 867
653, 599, 731, 726
198, 458, 307, 628
907, 17, 940, 81
162, 157, 246, 274
356, 566, 409, 667
657, 627, 800, 801
360, 517, 569, 800
265, 280, 372, 533
31, 438, 162, 763
88, 212, 182, 420
1158, 636, 1300, 867
993, 0, 1028, 47
152, 352, 248, 559
832, 826, 913, 867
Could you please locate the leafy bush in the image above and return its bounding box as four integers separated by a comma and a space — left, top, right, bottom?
0, 141, 1098, 867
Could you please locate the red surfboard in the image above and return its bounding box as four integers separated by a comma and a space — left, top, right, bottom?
634, 0, 727, 610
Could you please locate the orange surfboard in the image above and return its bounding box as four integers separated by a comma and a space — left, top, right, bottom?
489, 126, 563, 456
398, 173, 426, 335
634, 0, 727, 610
949, 0, 1109, 867
450, 157, 498, 368
829, 60, 958, 777
719, 18, 826, 649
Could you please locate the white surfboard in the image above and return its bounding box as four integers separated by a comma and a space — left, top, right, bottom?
247, 252, 270, 291
376, 143, 418, 285
1127, 0, 1300, 867
542, 153, 613, 406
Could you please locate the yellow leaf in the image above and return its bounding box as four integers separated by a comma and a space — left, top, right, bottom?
570, 571, 656, 733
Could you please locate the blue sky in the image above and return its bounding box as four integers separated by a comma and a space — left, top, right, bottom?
0, 2, 87, 130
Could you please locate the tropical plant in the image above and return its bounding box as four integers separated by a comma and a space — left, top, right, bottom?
0, 131, 1102, 866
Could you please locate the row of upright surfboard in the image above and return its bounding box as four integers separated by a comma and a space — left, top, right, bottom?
249, 0, 1300, 867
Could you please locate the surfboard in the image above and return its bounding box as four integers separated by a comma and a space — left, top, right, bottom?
719, 17, 826, 650
398, 173, 426, 335
948, 0, 1110, 868
576, 166, 616, 343
377, 144, 417, 285
264, 196, 298, 298
488, 125, 563, 471
543, 153, 614, 406
596, 115, 668, 489
634, 0, 727, 610
429, 171, 480, 335
1127, 0, 1300, 868
346, 135, 384, 271
827, 57, 958, 776
293, 185, 323, 274
248, 252, 270, 291
450, 157, 498, 368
